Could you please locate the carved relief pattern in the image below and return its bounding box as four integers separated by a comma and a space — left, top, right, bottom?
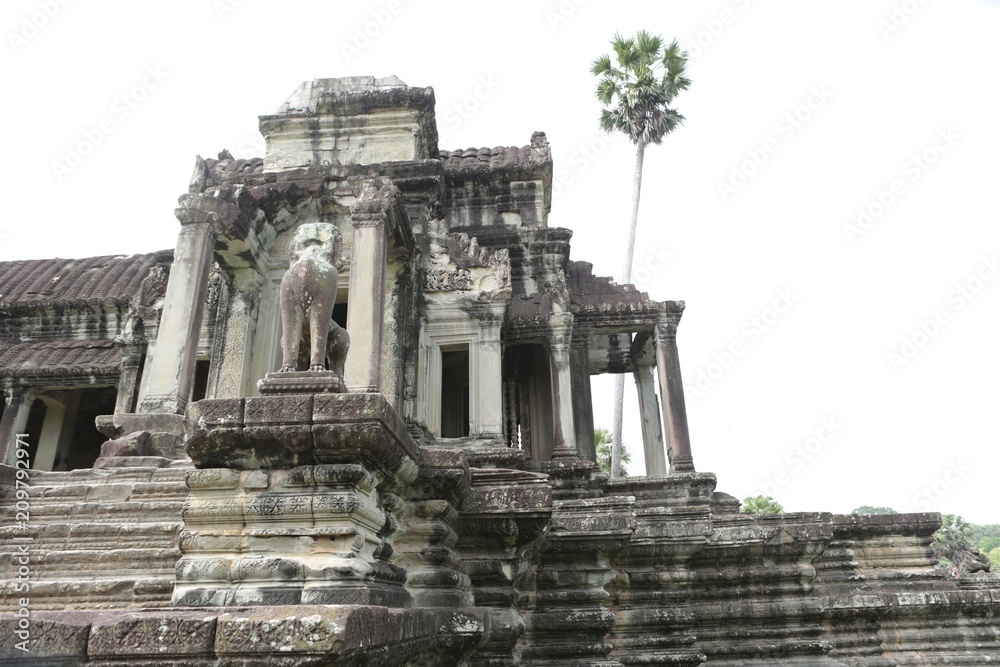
90, 617, 215, 656
425, 268, 473, 292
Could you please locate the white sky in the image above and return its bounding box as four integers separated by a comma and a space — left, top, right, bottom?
2, 0, 997, 524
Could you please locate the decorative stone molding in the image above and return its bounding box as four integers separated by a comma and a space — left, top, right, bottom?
424, 268, 473, 292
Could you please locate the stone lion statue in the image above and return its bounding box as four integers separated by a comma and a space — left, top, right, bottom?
279, 223, 350, 378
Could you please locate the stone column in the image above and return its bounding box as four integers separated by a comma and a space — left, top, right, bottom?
547, 315, 578, 459
634, 365, 667, 476
0, 388, 30, 465
211, 272, 263, 398
570, 325, 596, 462
345, 211, 388, 393
114, 312, 147, 414
477, 330, 505, 438
35, 393, 68, 471
654, 305, 695, 473
138, 221, 216, 415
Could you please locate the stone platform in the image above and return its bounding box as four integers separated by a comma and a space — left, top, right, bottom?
257, 370, 347, 395
0, 605, 487, 666
184, 392, 419, 480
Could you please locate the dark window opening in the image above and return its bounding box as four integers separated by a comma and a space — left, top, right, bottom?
191, 359, 211, 403
20, 387, 118, 471
502, 343, 553, 460
440, 346, 470, 438
23, 399, 46, 469
332, 302, 349, 330
64, 387, 117, 470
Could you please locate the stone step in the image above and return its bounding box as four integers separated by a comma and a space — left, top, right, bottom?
0, 521, 181, 551
0, 551, 180, 586
8, 547, 180, 576
0, 463, 192, 612
24, 464, 191, 488
0, 577, 176, 611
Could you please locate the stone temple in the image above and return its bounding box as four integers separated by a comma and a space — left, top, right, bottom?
0, 76, 997, 665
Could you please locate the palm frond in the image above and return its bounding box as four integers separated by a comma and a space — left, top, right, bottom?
591, 30, 691, 146
590, 54, 612, 77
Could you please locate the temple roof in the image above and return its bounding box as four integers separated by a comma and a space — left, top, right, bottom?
439, 132, 552, 174
0, 252, 169, 311
0, 340, 120, 379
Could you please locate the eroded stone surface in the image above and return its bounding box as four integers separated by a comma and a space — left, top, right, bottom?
0, 74, 998, 666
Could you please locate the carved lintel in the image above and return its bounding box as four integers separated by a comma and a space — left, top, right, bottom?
424, 268, 472, 292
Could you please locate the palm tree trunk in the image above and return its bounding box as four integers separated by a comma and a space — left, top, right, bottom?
611, 140, 645, 478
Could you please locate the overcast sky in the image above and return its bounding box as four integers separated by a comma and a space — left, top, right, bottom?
2, 0, 997, 524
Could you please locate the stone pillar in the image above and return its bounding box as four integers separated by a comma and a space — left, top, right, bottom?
32, 393, 67, 470
654, 305, 695, 473
0, 388, 30, 465
477, 327, 504, 438
634, 365, 667, 476
114, 312, 147, 415
211, 272, 263, 398
547, 315, 577, 459
138, 221, 216, 415
345, 211, 388, 393
570, 325, 596, 462
114, 353, 143, 414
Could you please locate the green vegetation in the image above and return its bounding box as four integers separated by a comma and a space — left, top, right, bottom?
852, 505, 898, 515
595, 427, 630, 477
741, 495, 784, 514
932, 514, 993, 575
851, 507, 997, 574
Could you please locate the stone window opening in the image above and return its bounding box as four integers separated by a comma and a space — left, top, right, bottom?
14, 386, 117, 471
440, 345, 470, 438
191, 359, 211, 404
423, 332, 484, 439
502, 343, 554, 461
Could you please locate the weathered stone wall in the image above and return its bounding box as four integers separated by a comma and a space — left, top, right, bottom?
2, 454, 999, 665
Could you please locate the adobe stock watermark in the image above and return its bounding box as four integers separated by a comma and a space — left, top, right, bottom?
843, 126, 958, 244
219, 129, 266, 160
877, 0, 931, 40
551, 133, 609, 199
757, 417, 844, 497
51, 65, 168, 183
212, 0, 249, 21
686, 288, 798, 400
544, 0, 588, 31
12, 433, 32, 653
630, 245, 672, 291
684, 0, 754, 61
912, 459, 968, 511
8, 0, 71, 54
443, 75, 501, 130
716, 85, 833, 202
339, 0, 405, 63
887, 254, 998, 372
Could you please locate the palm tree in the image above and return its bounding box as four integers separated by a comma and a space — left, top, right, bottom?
741, 495, 785, 514
591, 31, 691, 477
595, 427, 630, 476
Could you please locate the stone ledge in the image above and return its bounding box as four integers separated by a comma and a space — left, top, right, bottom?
185, 393, 419, 484
257, 369, 347, 395
0, 606, 486, 665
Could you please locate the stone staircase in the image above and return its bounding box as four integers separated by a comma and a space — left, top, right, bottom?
0, 461, 191, 611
